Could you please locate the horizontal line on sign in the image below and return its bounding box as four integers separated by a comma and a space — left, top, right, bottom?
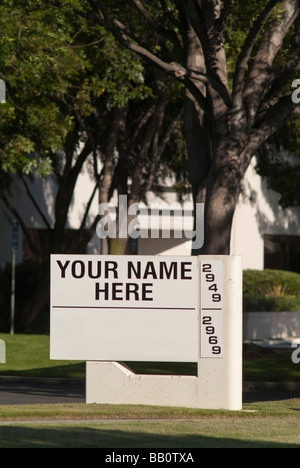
52, 306, 196, 311
201, 308, 222, 311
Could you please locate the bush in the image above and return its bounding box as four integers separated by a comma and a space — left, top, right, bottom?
0, 260, 43, 333
243, 269, 300, 312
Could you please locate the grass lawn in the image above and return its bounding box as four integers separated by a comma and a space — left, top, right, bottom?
0, 333, 299, 447
0, 400, 299, 447
0, 333, 84, 378
0, 417, 299, 448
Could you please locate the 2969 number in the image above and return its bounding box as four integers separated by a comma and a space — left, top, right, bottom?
202, 316, 221, 355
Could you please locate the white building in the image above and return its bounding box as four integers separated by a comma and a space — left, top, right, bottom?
231, 159, 300, 272
0, 158, 300, 273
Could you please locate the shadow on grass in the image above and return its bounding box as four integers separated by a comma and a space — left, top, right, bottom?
0, 426, 299, 448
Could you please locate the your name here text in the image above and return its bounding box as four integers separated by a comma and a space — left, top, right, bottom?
56, 259, 193, 302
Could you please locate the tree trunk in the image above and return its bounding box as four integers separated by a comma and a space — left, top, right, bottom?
196, 139, 247, 255
201, 175, 238, 255
184, 23, 211, 204
108, 238, 131, 255
107, 208, 138, 255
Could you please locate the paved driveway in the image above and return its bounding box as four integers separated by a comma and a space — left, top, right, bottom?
0, 377, 85, 405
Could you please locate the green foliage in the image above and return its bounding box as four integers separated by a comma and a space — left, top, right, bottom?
0, 3, 78, 173
257, 124, 300, 209
0, 0, 152, 176
243, 269, 300, 311
1, 0, 299, 209
256, 156, 300, 209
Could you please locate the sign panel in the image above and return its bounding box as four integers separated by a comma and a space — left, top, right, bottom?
50, 255, 199, 362
200, 260, 224, 358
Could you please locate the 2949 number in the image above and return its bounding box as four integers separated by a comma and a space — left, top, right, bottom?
202, 264, 221, 303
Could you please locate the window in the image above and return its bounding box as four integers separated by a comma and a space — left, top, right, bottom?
264, 235, 300, 273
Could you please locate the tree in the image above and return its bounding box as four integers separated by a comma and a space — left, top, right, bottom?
81, 0, 300, 254
0, 1, 185, 330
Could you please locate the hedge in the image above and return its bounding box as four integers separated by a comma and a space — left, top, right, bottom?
243, 269, 300, 312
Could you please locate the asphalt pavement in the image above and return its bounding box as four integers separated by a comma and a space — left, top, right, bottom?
0, 377, 85, 405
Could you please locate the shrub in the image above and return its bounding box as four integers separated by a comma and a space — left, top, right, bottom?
243, 269, 300, 312
0, 260, 43, 332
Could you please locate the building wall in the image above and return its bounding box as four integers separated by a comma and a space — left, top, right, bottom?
231, 158, 300, 271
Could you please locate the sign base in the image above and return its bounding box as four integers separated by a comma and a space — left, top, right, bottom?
86, 359, 242, 411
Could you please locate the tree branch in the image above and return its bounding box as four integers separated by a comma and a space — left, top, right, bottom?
267, 52, 300, 84
86, 0, 229, 115
248, 93, 300, 156
130, 99, 168, 203
232, 0, 280, 113
184, 77, 216, 133
64, 181, 99, 254
144, 109, 183, 194
130, 0, 184, 58
244, 0, 300, 126
98, 107, 123, 204
70, 140, 92, 186
132, 104, 156, 143
188, 69, 231, 107
20, 175, 52, 230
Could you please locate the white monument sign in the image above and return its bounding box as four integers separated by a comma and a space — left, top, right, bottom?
50, 254, 242, 410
